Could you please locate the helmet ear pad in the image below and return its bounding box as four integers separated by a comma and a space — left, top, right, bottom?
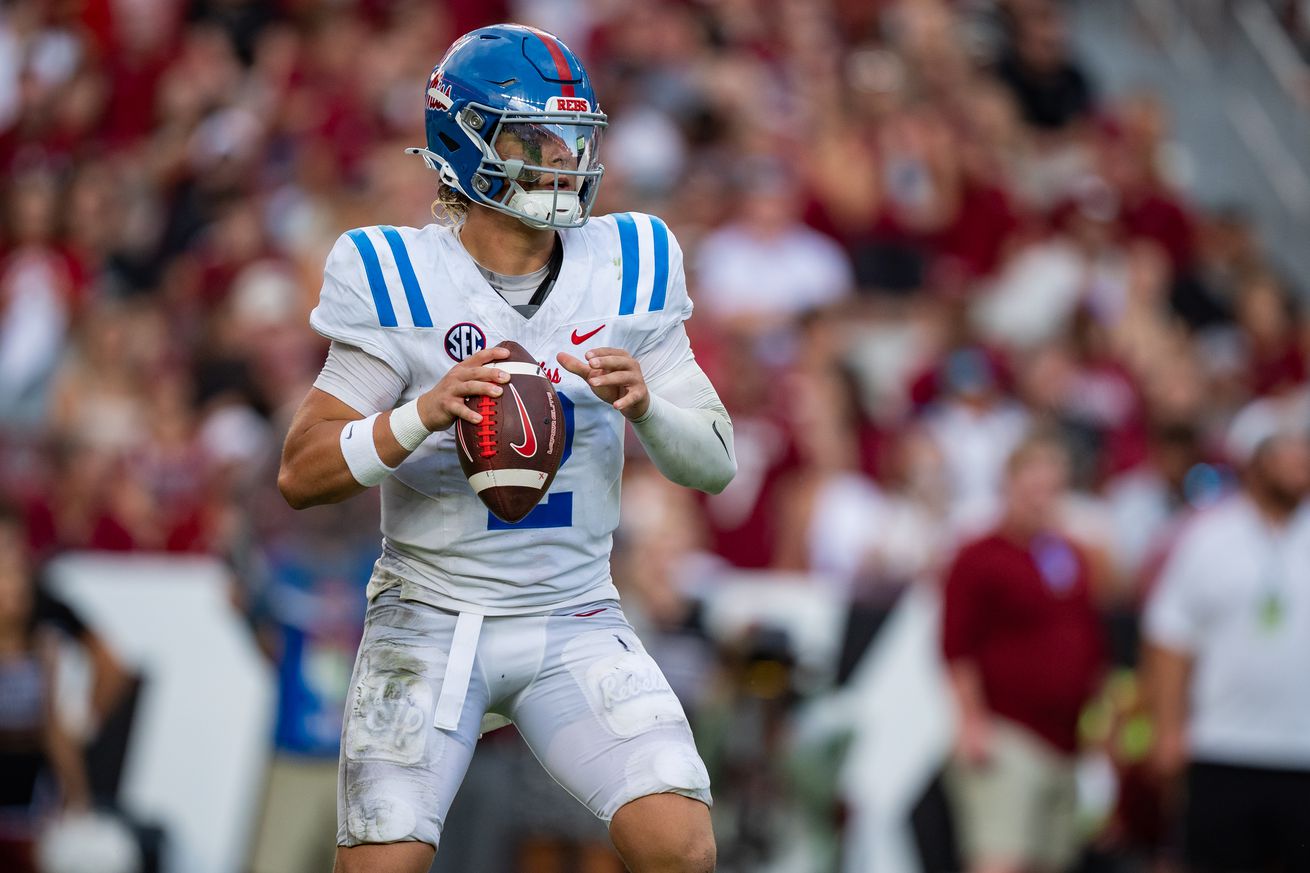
423, 101, 504, 201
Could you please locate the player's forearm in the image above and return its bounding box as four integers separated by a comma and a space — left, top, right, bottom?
630, 393, 736, 493
946, 660, 989, 723
279, 418, 367, 508
1145, 642, 1192, 743
278, 412, 411, 509
86, 636, 131, 724
45, 716, 90, 808
41, 641, 89, 808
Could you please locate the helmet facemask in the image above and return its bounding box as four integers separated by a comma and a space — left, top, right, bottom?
423, 103, 606, 229
473, 106, 605, 229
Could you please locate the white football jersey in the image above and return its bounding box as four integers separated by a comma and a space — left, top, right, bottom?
309, 213, 694, 615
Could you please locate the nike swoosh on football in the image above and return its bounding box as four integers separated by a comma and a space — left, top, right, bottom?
509, 384, 538, 458
571, 324, 605, 344
456, 419, 472, 461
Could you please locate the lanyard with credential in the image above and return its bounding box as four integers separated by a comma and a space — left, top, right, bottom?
1255, 522, 1292, 634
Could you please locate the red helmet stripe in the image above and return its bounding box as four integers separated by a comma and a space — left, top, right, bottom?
528, 28, 576, 98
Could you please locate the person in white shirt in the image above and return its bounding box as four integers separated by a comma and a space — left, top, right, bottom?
921, 347, 1030, 534
1144, 423, 1310, 873
693, 166, 853, 332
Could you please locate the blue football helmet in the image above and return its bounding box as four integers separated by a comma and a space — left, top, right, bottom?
406, 24, 607, 229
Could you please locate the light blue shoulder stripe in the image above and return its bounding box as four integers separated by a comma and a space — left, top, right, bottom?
378, 226, 433, 328
345, 229, 397, 328
614, 213, 639, 316
648, 216, 670, 313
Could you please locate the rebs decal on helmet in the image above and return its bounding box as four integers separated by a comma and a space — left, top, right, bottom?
545, 96, 590, 113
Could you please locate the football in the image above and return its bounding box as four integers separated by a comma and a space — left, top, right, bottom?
455, 340, 565, 524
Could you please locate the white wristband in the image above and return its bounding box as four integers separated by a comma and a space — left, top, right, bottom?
340, 413, 396, 486
389, 398, 433, 452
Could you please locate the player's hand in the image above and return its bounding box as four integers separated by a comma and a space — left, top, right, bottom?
417, 346, 512, 430
557, 347, 650, 420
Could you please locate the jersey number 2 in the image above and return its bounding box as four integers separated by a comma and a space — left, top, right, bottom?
487, 391, 575, 530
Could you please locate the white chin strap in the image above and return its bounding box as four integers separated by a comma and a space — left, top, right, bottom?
507, 188, 582, 229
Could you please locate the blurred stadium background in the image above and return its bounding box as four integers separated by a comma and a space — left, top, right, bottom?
2, 0, 1309, 872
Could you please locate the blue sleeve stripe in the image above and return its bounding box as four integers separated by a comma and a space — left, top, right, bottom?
345, 229, 397, 328
615, 213, 639, 316
648, 216, 670, 313
379, 226, 433, 327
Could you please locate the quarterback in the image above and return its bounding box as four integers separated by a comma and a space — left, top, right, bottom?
277, 23, 735, 873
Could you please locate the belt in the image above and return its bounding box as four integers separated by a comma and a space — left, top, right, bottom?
433, 611, 483, 731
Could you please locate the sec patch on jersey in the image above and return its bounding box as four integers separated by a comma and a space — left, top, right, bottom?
456, 341, 565, 524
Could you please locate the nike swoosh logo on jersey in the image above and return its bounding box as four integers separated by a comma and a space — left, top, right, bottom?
571, 324, 605, 344
509, 384, 538, 458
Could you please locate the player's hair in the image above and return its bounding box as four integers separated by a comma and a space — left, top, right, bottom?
432, 182, 469, 225
1005, 424, 1071, 477
0, 496, 22, 531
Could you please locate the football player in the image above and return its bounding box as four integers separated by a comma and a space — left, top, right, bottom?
277, 23, 736, 873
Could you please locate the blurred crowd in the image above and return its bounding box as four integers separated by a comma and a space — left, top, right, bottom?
1271, 0, 1310, 63
2, 0, 1310, 872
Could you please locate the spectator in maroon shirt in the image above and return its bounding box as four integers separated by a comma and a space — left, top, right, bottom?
942, 429, 1106, 873
1234, 271, 1307, 398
